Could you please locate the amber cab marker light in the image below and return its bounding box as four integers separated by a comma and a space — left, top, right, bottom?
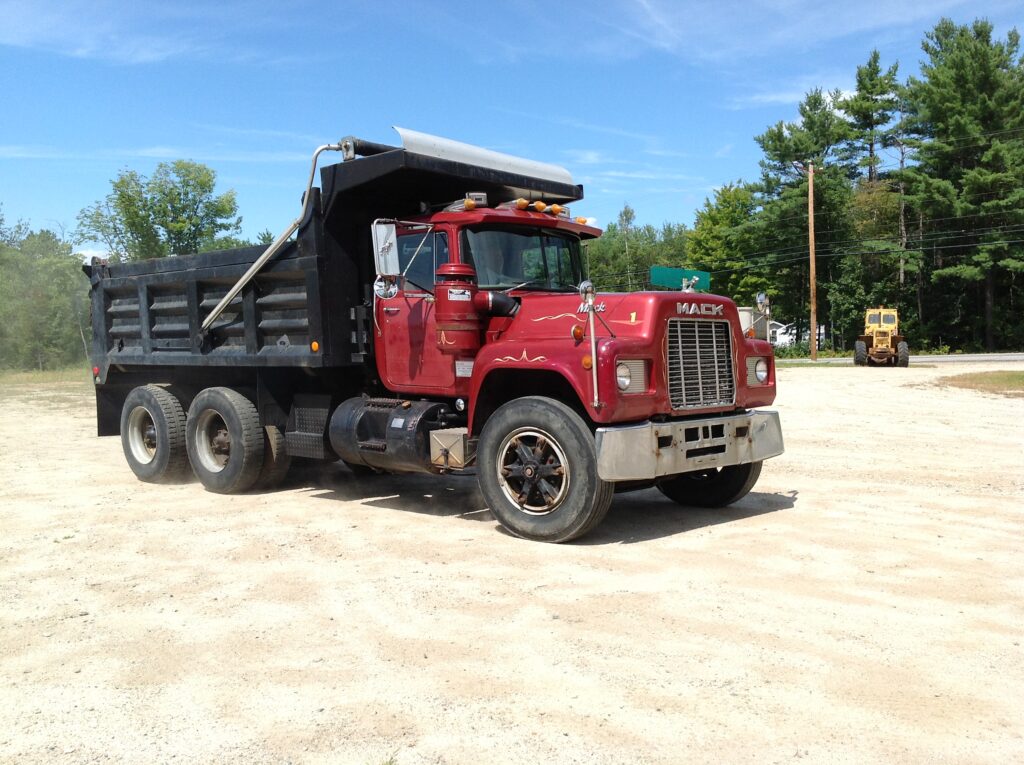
310, 340, 320, 352
571, 325, 585, 342
575, 216, 588, 224
532, 201, 547, 213
464, 197, 477, 211
515, 198, 530, 210
582, 355, 593, 370
550, 204, 563, 216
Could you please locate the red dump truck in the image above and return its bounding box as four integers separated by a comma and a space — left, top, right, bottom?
84, 128, 784, 542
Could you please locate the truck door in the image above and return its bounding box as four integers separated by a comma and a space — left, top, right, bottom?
376, 229, 455, 392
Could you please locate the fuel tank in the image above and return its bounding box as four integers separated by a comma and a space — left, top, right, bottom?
329, 397, 449, 474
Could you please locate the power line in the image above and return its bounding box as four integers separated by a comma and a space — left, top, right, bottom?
593, 226, 1024, 286
692, 218, 1024, 271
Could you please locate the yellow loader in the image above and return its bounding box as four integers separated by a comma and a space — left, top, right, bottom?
854, 307, 909, 367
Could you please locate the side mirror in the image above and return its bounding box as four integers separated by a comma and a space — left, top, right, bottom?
371, 220, 400, 276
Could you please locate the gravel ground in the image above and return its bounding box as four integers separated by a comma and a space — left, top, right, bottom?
1, 361, 1022, 764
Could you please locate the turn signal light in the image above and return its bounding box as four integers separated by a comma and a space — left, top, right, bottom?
745, 328, 755, 338
582, 355, 593, 370
571, 325, 585, 342
92, 366, 100, 377
310, 340, 320, 352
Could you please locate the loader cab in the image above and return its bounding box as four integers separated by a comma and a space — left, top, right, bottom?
864, 307, 899, 348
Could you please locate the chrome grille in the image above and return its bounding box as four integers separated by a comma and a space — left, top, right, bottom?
666, 319, 735, 409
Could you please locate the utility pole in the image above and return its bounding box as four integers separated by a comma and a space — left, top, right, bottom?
808, 162, 818, 361
624, 221, 632, 291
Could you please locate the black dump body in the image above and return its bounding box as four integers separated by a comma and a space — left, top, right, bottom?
84, 139, 582, 435
84, 189, 345, 373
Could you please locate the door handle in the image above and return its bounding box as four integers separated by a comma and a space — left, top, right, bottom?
383, 307, 399, 315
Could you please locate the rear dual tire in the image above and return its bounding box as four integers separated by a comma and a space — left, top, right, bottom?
254, 424, 292, 490
120, 385, 190, 483
121, 385, 290, 493
185, 387, 264, 494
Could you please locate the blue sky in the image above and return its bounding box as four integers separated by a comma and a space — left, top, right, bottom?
1, 0, 1019, 254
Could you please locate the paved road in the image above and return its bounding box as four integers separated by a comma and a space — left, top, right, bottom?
784, 352, 1024, 364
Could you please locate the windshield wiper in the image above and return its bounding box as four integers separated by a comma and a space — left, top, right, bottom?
503, 279, 543, 293
502, 280, 577, 293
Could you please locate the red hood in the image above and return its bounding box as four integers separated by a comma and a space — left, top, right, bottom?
471, 289, 775, 425
501, 290, 740, 341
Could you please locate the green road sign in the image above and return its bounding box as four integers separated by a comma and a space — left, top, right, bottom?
649, 266, 711, 291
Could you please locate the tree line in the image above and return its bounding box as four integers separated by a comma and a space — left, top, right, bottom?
1, 16, 1021, 371
587, 17, 1024, 352
0, 161, 273, 371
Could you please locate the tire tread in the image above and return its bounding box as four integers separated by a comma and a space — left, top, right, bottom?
186, 387, 264, 494
478, 396, 612, 543
120, 384, 189, 483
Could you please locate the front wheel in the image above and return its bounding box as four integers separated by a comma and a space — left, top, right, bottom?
477, 397, 613, 543
854, 341, 867, 366
657, 461, 762, 508
897, 341, 910, 367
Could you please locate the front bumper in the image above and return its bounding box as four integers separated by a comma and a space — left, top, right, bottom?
594, 410, 784, 481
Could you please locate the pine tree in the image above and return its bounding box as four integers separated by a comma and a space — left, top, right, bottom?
903, 18, 1024, 350
840, 50, 900, 182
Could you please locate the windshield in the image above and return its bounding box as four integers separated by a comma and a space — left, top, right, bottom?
460, 226, 583, 291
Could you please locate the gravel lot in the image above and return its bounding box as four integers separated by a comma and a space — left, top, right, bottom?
2, 361, 1023, 764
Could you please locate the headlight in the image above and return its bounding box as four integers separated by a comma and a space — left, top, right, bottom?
616, 362, 632, 391
755, 358, 769, 383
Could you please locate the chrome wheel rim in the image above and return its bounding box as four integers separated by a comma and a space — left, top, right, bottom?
496, 427, 569, 515
194, 409, 230, 473
127, 406, 157, 465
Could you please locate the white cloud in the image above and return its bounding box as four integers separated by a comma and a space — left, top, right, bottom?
644, 148, 690, 159
0, 145, 72, 159
617, 0, 989, 63
599, 169, 704, 182
0, 144, 309, 163
0, 1, 203, 63
190, 123, 323, 146
729, 73, 855, 110
562, 149, 629, 166
0, 0, 295, 64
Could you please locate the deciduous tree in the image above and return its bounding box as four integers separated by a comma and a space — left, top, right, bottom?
76, 160, 241, 261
